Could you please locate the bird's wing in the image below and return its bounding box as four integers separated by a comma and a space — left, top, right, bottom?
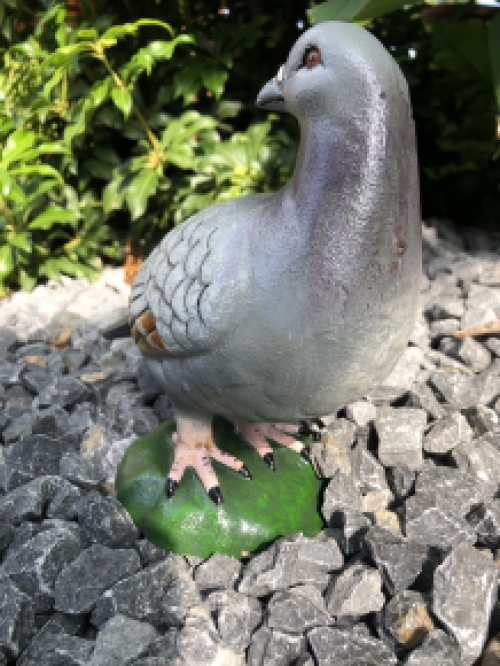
129, 211, 248, 356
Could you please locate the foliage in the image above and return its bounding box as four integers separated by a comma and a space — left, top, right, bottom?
0, 1, 304, 294
308, 0, 500, 227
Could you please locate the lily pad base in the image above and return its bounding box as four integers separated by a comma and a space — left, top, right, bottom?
115, 417, 324, 559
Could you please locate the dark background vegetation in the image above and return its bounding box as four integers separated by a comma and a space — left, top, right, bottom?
0, 0, 499, 295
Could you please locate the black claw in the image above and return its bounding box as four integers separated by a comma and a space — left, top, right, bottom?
208, 486, 224, 505
238, 464, 252, 480
300, 446, 312, 464
298, 418, 325, 441
298, 420, 309, 436
263, 452, 276, 471
166, 478, 178, 498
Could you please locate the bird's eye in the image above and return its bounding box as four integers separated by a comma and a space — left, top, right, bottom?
303, 46, 322, 69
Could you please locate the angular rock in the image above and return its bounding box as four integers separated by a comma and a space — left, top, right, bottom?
37, 375, 91, 409
88, 614, 158, 666
416, 463, 484, 517
324, 563, 384, 618
31, 405, 71, 438
91, 556, 200, 629
71, 490, 139, 548
322, 470, 362, 519
207, 590, 262, 650
59, 452, 106, 490
4, 434, 77, 476
21, 368, 53, 395
404, 493, 475, 551
54, 544, 141, 614
464, 405, 499, 436
46, 481, 83, 520
429, 371, 484, 410
307, 627, 397, 665
451, 435, 500, 498
430, 318, 461, 342
364, 526, 428, 594
238, 534, 340, 597
0, 578, 35, 661
194, 552, 242, 594
378, 590, 434, 650
386, 466, 416, 504
423, 412, 472, 455
3, 525, 81, 612
433, 542, 498, 665
0, 464, 33, 493
0, 476, 61, 524
135, 539, 167, 567
458, 337, 492, 372
18, 630, 94, 666
406, 382, 445, 420
466, 500, 500, 549
247, 626, 305, 666
310, 434, 351, 478
2, 412, 34, 444
267, 584, 332, 634
404, 629, 464, 665
351, 446, 389, 494
346, 401, 377, 427
375, 407, 427, 471
485, 338, 500, 357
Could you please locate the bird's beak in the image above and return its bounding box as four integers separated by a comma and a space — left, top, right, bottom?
256, 65, 286, 112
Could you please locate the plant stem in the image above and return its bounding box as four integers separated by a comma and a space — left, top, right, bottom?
0, 196, 16, 228
100, 54, 160, 152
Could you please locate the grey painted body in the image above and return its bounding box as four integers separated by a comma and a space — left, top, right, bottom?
131, 21, 421, 423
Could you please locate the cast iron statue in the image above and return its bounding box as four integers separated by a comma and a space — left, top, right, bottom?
129, 21, 421, 504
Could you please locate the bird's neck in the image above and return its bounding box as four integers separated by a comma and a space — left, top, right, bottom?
286, 108, 392, 247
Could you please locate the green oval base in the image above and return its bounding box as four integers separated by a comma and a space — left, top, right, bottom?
115, 416, 324, 559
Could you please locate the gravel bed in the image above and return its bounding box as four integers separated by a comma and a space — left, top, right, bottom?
0, 219, 500, 665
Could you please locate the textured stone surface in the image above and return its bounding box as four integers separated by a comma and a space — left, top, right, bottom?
59, 452, 106, 489
433, 542, 498, 665
365, 526, 428, 594
71, 490, 139, 548
3, 525, 82, 612
17, 631, 94, 666
54, 544, 141, 614
91, 556, 200, 629
267, 584, 331, 633
307, 627, 397, 665
0, 476, 60, 524
451, 435, 500, 498
378, 590, 434, 650
0, 578, 35, 661
194, 552, 242, 594
207, 590, 262, 650
247, 626, 305, 666
375, 407, 427, 471
324, 563, 384, 617
88, 614, 158, 666
423, 412, 472, 454
404, 629, 464, 665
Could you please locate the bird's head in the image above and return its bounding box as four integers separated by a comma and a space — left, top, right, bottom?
256, 21, 407, 124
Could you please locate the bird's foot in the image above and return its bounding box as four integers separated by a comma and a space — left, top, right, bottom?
167, 417, 251, 505
233, 420, 313, 471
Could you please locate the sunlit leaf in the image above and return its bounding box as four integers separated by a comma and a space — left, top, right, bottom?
28, 207, 79, 230
0, 245, 13, 278
125, 170, 158, 219
111, 87, 132, 118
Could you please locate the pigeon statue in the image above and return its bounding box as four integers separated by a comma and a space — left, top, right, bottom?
129, 21, 421, 504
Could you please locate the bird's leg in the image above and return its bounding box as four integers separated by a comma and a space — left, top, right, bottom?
167, 412, 251, 505
233, 420, 316, 471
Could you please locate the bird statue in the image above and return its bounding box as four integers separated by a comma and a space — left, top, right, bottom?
129, 21, 421, 505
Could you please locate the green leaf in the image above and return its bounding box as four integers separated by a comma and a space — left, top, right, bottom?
111, 87, 132, 118
102, 176, 126, 214
202, 69, 228, 100
9, 164, 64, 183
9, 233, 31, 252
90, 79, 111, 107
489, 13, 500, 112
1, 130, 36, 165
77, 28, 99, 40
28, 207, 79, 231
0, 245, 13, 278
125, 170, 158, 219
308, 0, 422, 24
